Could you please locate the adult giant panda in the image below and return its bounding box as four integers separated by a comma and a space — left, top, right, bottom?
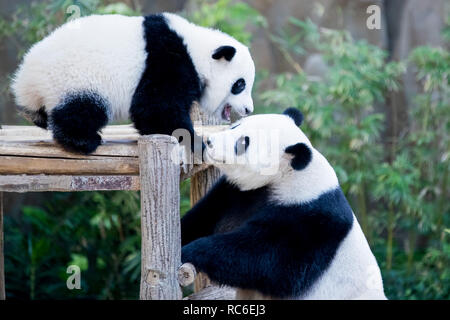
11, 13, 255, 154
181, 108, 386, 299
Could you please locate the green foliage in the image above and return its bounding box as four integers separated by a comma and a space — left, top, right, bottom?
381, 45, 450, 300
443, 14, 450, 43
0, 1, 139, 57
262, 19, 405, 204
5, 192, 141, 299
188, 0, 266, 45
96, 2, 140, 15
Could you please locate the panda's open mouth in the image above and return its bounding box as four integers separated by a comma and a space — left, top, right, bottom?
221, 104, 232, 121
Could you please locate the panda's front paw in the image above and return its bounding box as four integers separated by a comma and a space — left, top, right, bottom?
181, 243, 197, 266
181, 240, 211, 272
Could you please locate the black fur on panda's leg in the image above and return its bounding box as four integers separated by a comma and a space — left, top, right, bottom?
50, 92, 110, 154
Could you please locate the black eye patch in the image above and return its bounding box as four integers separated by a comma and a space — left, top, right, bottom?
234, 135, 250, 155
231, 78, 246, 95
285, 143, 312, 170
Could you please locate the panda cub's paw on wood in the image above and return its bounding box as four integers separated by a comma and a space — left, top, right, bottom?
181, 108, 387, 300
11, 13, 255, 154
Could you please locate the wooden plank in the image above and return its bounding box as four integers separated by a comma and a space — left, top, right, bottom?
1, 124, 134, 130
0, 161, 208, 180
0, 141, 138, 159
0, 124, 225, 139
0, 166, 204, 192
0, 156, 139, 175
138, 135, 181, 300
0, 126, 49, 136
184, 286, 235, 300
0, 135, 140, 142
0, 192, 4, 300
0, 125, 226, 162
0, 175, 140, 192
0, 158, 208, 180
0, 124, 137, 136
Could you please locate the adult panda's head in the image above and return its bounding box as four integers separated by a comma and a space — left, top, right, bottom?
163, 13, 255, 122
205, 108, 339, 203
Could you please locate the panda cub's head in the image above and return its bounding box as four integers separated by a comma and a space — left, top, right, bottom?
209, 44, 255, 121
206, 44, 255, 122
205, 108, 340, 203
164, 13, 255, 122
199, 41, 255, 121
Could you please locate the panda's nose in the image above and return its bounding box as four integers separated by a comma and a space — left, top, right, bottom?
244, 107, 251, 115
206, 138, 213, 148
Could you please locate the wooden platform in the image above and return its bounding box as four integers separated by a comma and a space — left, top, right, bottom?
0, 124, 224, 192
0, 124, 231, 300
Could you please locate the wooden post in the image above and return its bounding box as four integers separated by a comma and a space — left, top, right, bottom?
190, 102, 222, 206
138, 135, 181, 300
189, 103, 222, 201
190, 103, 222, 292
0, 192, 4, 300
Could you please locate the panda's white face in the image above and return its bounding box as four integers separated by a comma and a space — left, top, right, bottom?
202, 46, 255, 122
205, 109, 339, 203
164, 13, 255, 122
205, 112, 308, 188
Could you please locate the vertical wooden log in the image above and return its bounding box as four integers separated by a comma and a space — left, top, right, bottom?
189, 103, 222, 292
0, 192, 5, 300
190, 168, 221, 292
190, 102, 222, 205
138, 135, 181, 300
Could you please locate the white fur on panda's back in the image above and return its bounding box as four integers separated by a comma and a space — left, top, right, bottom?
11, 15, 147, 120
302, 217, 386, 300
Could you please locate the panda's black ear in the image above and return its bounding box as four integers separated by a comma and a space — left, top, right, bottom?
212, 46, 236, 62
283, 108, 303, 126
285, 143, 312, 170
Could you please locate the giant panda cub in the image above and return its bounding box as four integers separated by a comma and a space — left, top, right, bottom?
11, 13, 255, 154
181, 108, 386, 299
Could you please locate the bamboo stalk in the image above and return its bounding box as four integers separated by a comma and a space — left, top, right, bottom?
357, 185, 370, 241
386, 202, 395, 270
406, 228, 416, 274
437, 163, 448, 244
